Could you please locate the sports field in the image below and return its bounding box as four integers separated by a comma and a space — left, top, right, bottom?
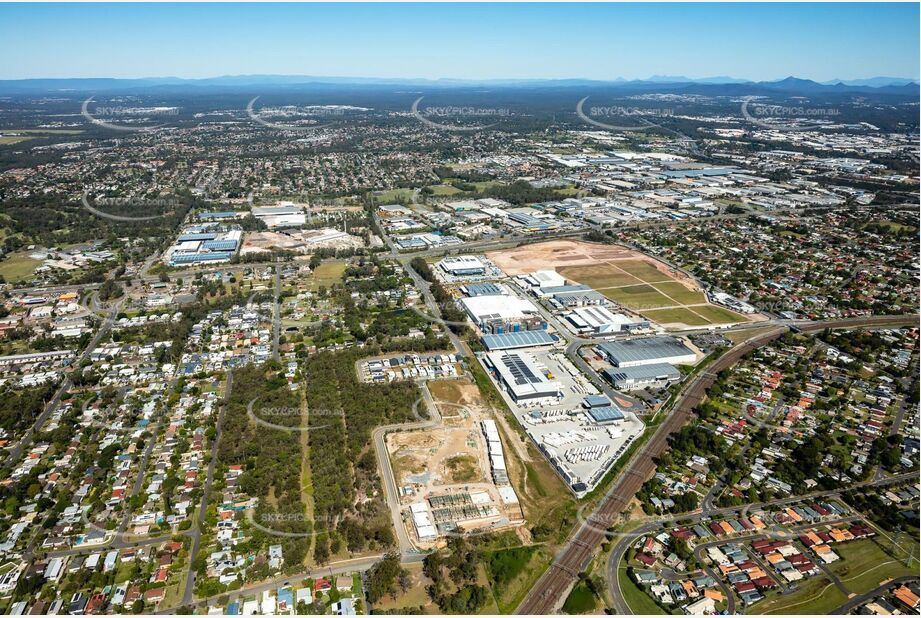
488, 240, 755, 328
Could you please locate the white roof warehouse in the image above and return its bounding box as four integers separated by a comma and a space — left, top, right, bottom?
597, 336, 696, 368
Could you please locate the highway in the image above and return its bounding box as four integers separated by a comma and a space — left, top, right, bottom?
515, 313, 919, 614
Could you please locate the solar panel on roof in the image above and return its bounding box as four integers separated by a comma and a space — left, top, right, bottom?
586, 406, 624, 423
481, 330, 555, 350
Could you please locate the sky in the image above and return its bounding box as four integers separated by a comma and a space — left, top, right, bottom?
1, 3, 918, 82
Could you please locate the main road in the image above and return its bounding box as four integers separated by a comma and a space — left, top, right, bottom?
515, 313, 918, 614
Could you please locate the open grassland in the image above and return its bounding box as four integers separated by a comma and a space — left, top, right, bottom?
688, 304, 747, 324
601, 283, 673, 310
757, 573, 848, 614
651, 281, 707, 304
484, 545, 554, 614
0, 252, 41, 283
643, 307, 713, 326
617, 566, 666, 614
305, 260, 347, 291
831, 539, 918, 594
558, 263, 646, 289
374, 188, 415, 203
613, 258, 676, 283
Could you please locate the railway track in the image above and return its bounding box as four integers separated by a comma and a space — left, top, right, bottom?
516, 314, 918, 614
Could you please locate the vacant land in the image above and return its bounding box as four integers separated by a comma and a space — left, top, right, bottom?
375, 188, 415, 204
0, 252, 41, 283
446, 455, 479, 482
557, 264, 645, 289
617, 567, 666, 615
832, 539, 918, 594
306, 260, 347, 290
651, 281, 707, 304
369, 562, 435, 613
487, 239, 643, 275
488, 240, 751, 329
601, 284, 672, 310
757, 572, 848, 614
689, 304, 748, 324
484, 545, 553, 614
643, 307, 712, 326
562, 580, 599, 614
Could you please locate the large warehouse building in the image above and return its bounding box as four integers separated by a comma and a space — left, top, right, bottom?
483, 350, 562, 403
564, 305, 650, 336
459, 295, 545, 334
438, 255, 487, 277
597, 336, 696, 368
603, 363, 681, 390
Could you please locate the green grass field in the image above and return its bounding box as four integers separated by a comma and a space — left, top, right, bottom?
613, 259, 674, 283
426, 184, 462, 196
758, 574, 848, 614
0, 252, 41, 283
652, 281, 707, 305
305, 261, 347, 291
375, 188, 415, 204
832, 539, 918, 594
617, 567, 666, 615
562, 580, 599, 614
688, 304, 747, 324
602, 284, 673, 310
558, 263, 644, 289
485, 546, 553, 614
642, 307, 713, 326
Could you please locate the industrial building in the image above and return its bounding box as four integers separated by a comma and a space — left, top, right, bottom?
542, 284, 607, 307
709, 291, 757, 314
481, 420, 509, 484
564, 305, 650, 336
163, 227, 242, 266
582, 394, 626, 424
459, 295, 545, 334
597, 336, 696, 368
251, 202, 306, 228
519, 270, 566, 291
481, 330, 557, 351
483, 350, 562, 403
603, 363, 681, 390
460, 282, 509, 297
409, 502, 437, 540
437, 255, 487, 277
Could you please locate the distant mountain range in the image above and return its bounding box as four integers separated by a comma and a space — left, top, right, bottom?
0, 74, 917, 95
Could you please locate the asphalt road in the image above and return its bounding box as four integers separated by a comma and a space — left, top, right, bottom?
181, 371, 232, 606
371, 382, 442, 557
829, 575, 920, 614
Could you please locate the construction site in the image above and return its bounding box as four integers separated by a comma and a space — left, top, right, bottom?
386, 379, 524, 547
